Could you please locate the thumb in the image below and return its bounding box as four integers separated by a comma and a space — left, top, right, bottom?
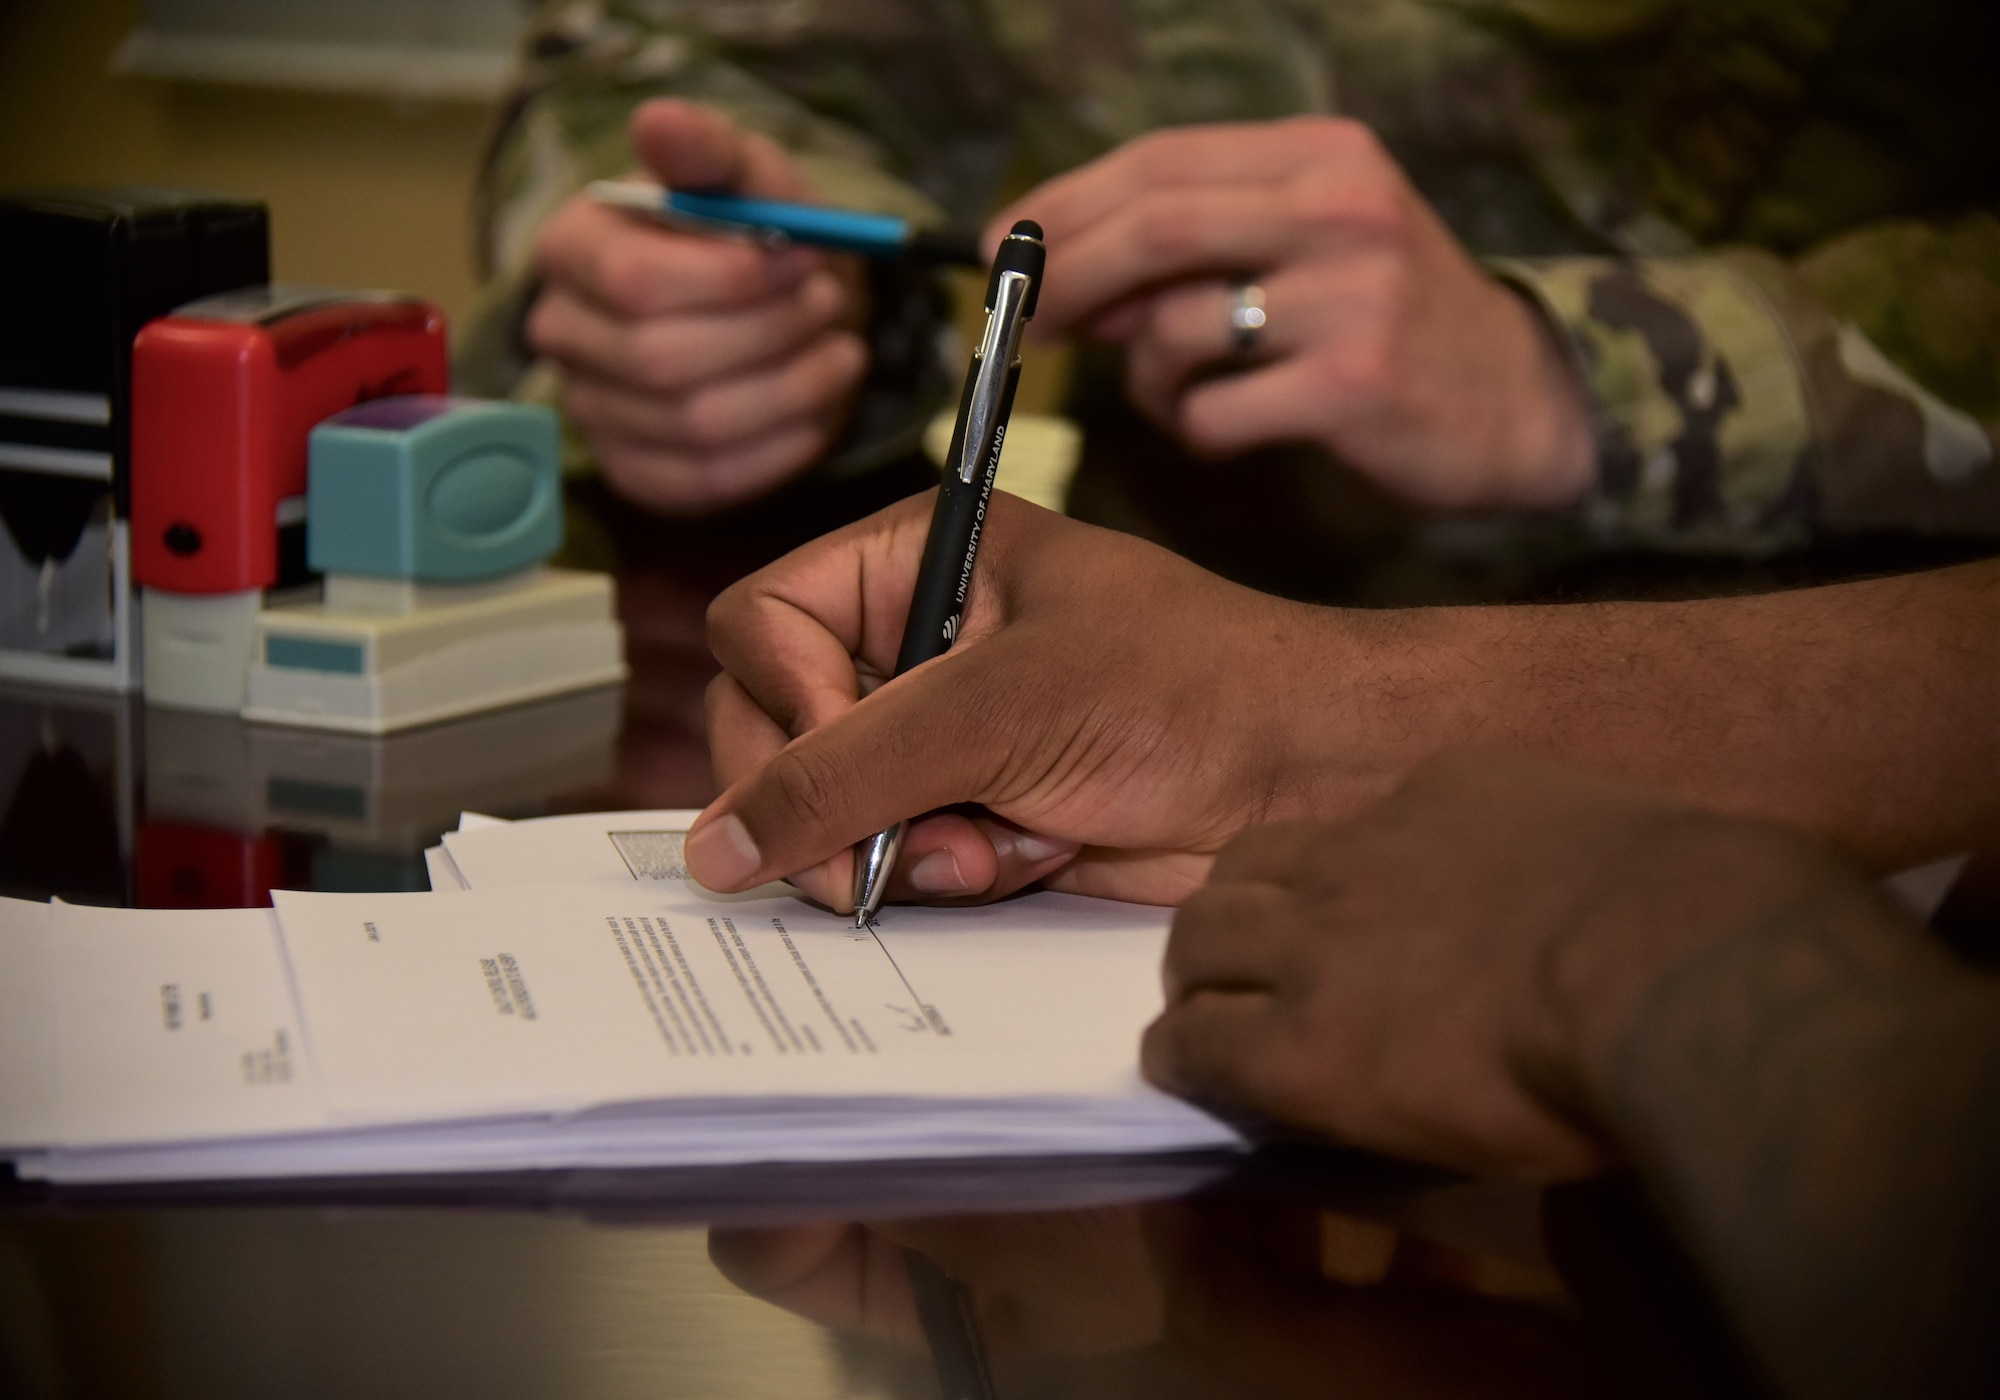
684, 647, 1020, 894
629, 97, 811, 200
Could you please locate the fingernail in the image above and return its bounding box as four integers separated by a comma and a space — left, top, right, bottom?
906, 849, 970, 894
685, 813, 761, 889
1011, 832, 1079, 866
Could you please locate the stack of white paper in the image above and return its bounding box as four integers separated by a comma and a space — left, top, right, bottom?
1, 812, 1243, 1184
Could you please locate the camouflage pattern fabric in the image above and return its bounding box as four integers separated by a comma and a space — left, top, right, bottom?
465, 0, 2000, 553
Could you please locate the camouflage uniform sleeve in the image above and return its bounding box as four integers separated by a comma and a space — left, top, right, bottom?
1491, 213, 2000, 553
456, 1, 960, 483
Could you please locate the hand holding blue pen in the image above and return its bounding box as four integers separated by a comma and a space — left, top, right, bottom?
525, 100, 875, 515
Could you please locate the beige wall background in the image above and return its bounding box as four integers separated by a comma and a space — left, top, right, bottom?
0, 0, 497, 327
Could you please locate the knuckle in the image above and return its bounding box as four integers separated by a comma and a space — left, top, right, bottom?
702, 668, 736, 717
678, 389, 738, 449
1324, 115, 1380, 156
594, 442, 692, 513
704, 581, 756, 657
821, 333, 868, 388
1288, 179, 1408, 243
1292, 114, 1386, 170
530, 202, 586, 273
765, 744, 845, 833
1347, 347, 1399, 403
1162, 901, 1213, 962
631, 333, 693, 391
1320, 335, 1396, 404
522, 296, 563, 356
702, 671, 743, 748
787, 419, 839, 466
703, 674, 774, 786
1372, 252, 1415, 305
590, 440, 647, 498
1138, 1014, 1196, 1090
1283, 182, 1339, 233
555, 376, 600, 426
594, 244, 659, 315
799, 338, 847, 398
1134, 206, 1204, 261
1352, 188, 1411, 243
1177, 399, 1241, 458
774, 345, 841, 419
711, 252, 774, 304
1233, 1045, 1302, 1115
1143, 1007, 1214, 1087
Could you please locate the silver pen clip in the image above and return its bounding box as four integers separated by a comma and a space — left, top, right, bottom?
957, 270, 1033, 484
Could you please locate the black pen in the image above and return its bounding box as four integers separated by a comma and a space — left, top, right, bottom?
904, 1247, 999, 1400
851, 219, 1045, 926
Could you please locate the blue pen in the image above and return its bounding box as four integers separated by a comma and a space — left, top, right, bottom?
589, 180, 983, 266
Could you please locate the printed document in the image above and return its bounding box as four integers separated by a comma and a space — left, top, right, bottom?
9, 810, 1241, 1183
275, 882, 1194, 1122
19, 881, 1239, 1182
47, 902, 323, 1147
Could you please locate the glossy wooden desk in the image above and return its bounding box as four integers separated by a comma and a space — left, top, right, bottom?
0, 459, 1779, 1399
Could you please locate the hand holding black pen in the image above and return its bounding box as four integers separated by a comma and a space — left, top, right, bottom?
851, 220, 1046, 926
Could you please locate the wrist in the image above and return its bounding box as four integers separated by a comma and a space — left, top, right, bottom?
1259, 600, 1499, 824
1516, 818, 1865, 1127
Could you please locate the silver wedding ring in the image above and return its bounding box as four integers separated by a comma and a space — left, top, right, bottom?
1228, 280, 1268, 353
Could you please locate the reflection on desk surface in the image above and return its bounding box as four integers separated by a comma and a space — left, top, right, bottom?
0, 681, 630, 910
0, 1150, 1760, 1399
0, 682, 136, 908
2, 1212, 867, 1400
143, 687, 622, 850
